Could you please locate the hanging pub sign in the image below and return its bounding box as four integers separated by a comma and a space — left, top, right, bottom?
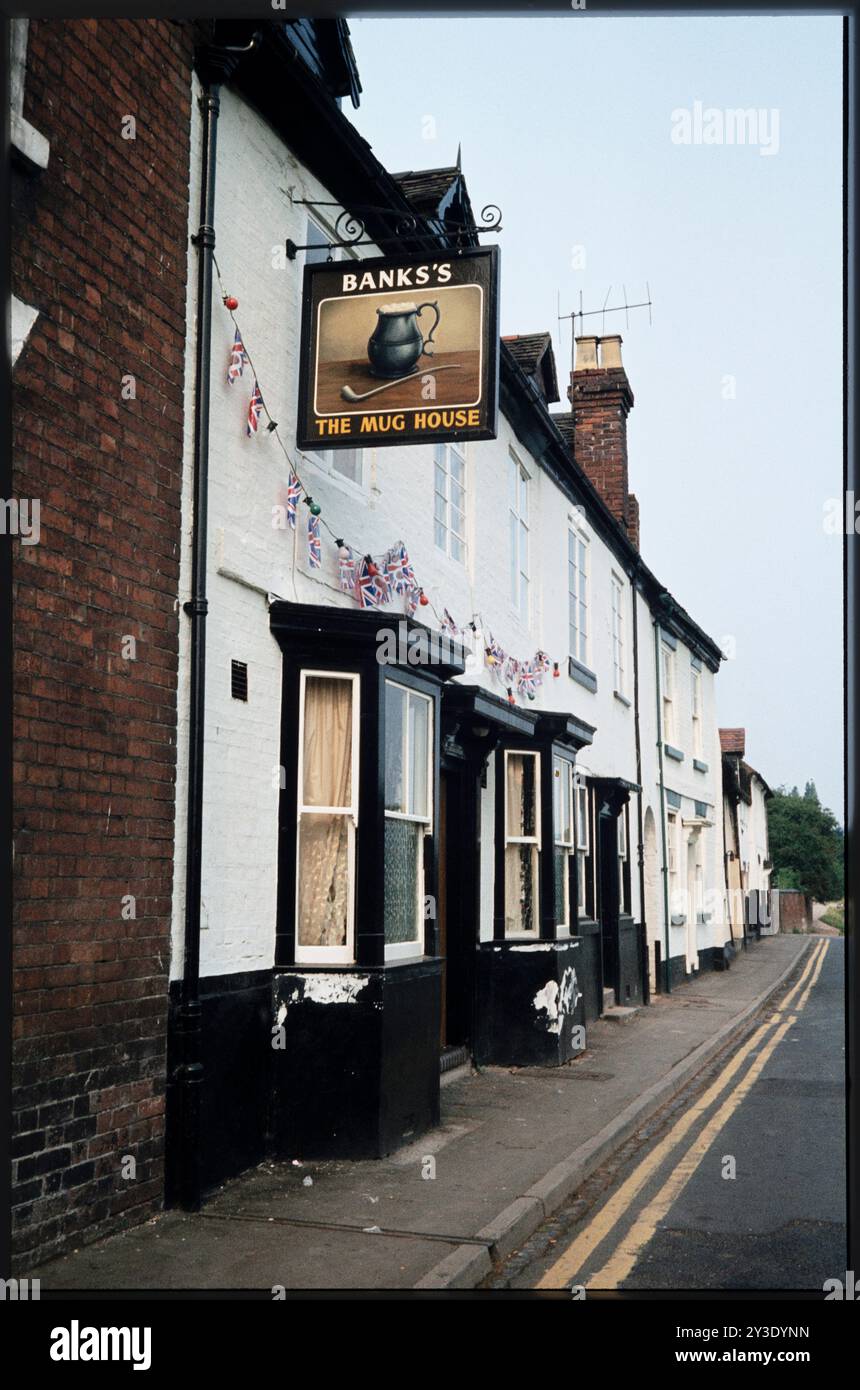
296, 246, 499, 452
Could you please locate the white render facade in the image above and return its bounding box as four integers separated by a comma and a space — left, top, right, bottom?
166, 27, 745, 1181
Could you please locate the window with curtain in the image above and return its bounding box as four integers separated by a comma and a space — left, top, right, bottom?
296, 672, 358, 963
553, 756, 574, 929
384, 681, 432, 957
504, 751, 540, 935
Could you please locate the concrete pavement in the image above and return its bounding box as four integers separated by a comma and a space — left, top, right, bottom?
32, 934, 814, 1291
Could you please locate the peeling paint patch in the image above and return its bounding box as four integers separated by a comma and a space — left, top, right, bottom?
289, 973, 370, 1006
276, 1002, 287, 1026
533, 967, 581, 1034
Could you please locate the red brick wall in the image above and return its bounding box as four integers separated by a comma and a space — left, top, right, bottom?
11, 17, 193, 1267
568, 366, 634, 538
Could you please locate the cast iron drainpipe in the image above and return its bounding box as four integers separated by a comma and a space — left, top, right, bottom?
173, 34, 258, 1213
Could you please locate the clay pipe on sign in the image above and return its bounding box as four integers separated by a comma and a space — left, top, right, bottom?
340, 364, 463, 404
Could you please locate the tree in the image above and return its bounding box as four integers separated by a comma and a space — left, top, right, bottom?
768, 786, 843, 902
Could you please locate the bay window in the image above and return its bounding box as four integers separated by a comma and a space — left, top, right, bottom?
295, 671, 359, 964
384, 681, 433, 959
504, 750, 541, 935
553, 756, 574, 929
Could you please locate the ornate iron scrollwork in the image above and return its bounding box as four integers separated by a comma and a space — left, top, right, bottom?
285, 193, 502, 260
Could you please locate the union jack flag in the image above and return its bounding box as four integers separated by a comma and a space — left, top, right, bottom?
307, 513, 321, 569
337, 544, 356, 594
503, 655, 520, 687
440, 608, 460, 636
286, 471, 301, 529
484, 635, 506, 672
356, 556, 389, 609
385, 542, 416, 595
246, 380, 264, 436
518, 660, 539, 701
227, 328, 247, 384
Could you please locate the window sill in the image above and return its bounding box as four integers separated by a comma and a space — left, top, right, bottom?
384, 946, 426, 965
693, 758, 709, 773
664, 743, 684, 762
613, 690, 631, 708
568, 656, 597, 693
300, 449, 367, 498
11, 112, 50, 172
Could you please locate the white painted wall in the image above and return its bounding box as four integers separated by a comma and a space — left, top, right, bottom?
170, 81, 726, 980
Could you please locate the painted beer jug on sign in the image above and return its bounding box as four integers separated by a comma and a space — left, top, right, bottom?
367, 300, 441, 378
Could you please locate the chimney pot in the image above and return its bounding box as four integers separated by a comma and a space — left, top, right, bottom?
574, 335, 599, 371
600, 334, 623, 369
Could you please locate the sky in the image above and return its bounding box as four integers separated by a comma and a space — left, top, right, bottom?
347, 15, 844, 819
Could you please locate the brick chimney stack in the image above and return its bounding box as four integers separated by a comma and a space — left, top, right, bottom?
569, 334, 637, 546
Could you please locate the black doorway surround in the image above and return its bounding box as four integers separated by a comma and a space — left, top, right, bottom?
269, 601, 465, 1159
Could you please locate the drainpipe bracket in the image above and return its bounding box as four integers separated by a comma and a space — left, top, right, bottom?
191, 225, 216, 250
183, 597, 209, 617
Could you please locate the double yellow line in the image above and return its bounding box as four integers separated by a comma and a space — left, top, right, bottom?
537, 941, 829, 1290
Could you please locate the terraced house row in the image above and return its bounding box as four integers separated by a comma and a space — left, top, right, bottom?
10, 15, 772, 1268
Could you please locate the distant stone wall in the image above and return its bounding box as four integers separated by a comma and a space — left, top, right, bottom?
774, 889, 812, 933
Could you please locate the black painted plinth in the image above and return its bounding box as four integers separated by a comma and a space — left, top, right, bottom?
270, 959, 442, 1159
618, 916, 644, 1006
699, 942, 736, 972
575, 921, 602, 1021
474, 939, 586, 1067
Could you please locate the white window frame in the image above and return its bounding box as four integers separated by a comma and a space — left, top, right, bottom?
302, 217, 365, 490
661, 644, 675, 745
553, 756, 575, 931
311, 445, 365, 490
569, 526, 589, 667
611, 573, 625, 695
384, 680, 434, 962
575, 777, 590, 916
295, 670, 360, 966
691, 667, 703, 757
509, 450, 530, 617
618, 806, 629, 914
434, 440, 467, 563
667, 809, 681, 917
504, 749, 541, 936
